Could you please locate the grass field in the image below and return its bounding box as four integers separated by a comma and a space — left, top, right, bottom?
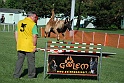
0, 31, 124, 83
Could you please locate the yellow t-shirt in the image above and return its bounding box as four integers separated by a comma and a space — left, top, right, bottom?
17, 17, 37, 52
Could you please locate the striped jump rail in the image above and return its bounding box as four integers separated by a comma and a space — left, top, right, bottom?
47, 41, 101, 45
38, 41, 102, 54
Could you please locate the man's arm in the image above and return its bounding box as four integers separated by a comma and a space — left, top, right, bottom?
33, 34, 37, 47
32, 25, 38, 52
15, 31, 18, 42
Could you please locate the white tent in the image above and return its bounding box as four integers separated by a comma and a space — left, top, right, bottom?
86, 23, 95, 28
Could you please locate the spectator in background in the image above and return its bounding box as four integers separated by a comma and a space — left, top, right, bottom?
1, 15, 5, 23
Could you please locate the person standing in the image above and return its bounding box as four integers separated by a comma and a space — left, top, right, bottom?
13, 11, 38, 78
1, 15, 5, 23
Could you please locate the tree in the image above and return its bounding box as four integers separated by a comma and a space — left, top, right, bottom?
0, 0, 5, 8
1, 0, 124, 29
76, 0, 81, 30
5, 0, 16, 8
75, 0, 124, 29
76, 0, 93, 29
87, 0, 124, 29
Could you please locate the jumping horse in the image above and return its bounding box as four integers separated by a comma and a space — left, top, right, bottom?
44, 9, 73, 41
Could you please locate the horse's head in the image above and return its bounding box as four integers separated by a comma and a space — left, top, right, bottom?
64, 18, 73, 31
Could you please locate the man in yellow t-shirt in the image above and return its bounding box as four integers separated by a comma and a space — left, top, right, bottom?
13, 11, 38, 78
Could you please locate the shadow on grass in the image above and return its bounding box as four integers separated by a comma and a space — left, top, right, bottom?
48, 74, 98, 80
20, 67, 44, 78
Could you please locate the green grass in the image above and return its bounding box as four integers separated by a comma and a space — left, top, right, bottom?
73, 27, 124, 35
0, 32, 124, 83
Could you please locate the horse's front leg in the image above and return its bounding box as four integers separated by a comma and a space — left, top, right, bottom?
53, 29, 59, 41
62, 33, 65, 41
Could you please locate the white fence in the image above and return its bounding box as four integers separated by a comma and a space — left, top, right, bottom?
0, 23, 16, 32
37, 18, 50, 25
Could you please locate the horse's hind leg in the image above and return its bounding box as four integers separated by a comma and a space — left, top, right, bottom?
44, 31, 49, 38
48, 32, 51, 37
44, 31, 47, 38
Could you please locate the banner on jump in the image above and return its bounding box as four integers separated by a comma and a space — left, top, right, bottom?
47, 54, 99, 76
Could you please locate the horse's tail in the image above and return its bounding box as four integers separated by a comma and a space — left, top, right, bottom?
49, 9, 55, 21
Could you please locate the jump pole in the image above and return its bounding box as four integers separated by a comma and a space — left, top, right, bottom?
70, 0, 75, 37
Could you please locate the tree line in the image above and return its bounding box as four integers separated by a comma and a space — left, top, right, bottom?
0, 0, 124, 29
